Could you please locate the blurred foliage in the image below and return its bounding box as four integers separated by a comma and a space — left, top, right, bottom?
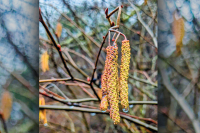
0, 0, 39, 133
158, 0, 200, 132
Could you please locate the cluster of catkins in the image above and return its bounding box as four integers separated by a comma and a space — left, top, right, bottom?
100, 40, 130, 124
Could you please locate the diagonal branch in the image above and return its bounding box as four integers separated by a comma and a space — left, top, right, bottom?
0, 62, 38, 96
90, 32, 108, 85
40, 105, 158, 132
159, 61, 200, 132
39, 8, 74, 80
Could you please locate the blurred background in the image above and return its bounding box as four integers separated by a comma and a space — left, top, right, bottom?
0, 0, 39, 133
39, 0, 157, 132
158, 0, 200, 132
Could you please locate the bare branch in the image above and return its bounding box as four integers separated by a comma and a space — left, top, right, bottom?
40, 105, 158, 131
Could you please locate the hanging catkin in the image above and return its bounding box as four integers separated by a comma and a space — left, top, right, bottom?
107, 45, 120, 124
100, 40, 130, 124
119, 40, 130, 111
100, 47, 110, 111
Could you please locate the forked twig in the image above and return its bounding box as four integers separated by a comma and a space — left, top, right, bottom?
39, 8, 74, 80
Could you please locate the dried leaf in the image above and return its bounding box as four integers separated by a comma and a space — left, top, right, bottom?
41, 51, 49, 72
144, 0, 148, 5
1, 91, 12, 120
56, 22, 62, 38
39, 96, 47, 125
173, 13, 185, 56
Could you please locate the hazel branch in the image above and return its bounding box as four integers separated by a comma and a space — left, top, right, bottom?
39, 105, 158, 132
90, 32, 109, 85
39, 8, 74, 80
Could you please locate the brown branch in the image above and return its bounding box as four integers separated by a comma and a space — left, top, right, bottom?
39, 90, 97, 110
40, 77, 71, 83
40, 105, 158, 131
106, 6, 122, 28
160, 108, 188, 132
74, 81, 96, 98
90, 32, 108, 85
119, 112, 157, 125
64, 48, 94, 68
40, 87, 157, 105
40, 86, 157, 130
63, 55, 89, 78
39, 8, 74, 80
39, 78, 90, 85
58, 82, 99, 89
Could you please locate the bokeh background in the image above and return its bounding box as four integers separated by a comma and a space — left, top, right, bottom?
0, 0, 39, 133
158, 0, 200, 132
39, 0, 157, 132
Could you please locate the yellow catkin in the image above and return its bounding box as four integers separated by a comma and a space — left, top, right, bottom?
1, 91, 12, 120
106, 45, 120, 124
39, 96, 47, 125
100, 46, 110, 111
100, 95, 109, 111
119, 40, 130, 110
56, 22, 62, 38
41, 51, 49, 72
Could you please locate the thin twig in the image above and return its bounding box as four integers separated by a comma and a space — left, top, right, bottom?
39, 78, 89, 85
47, 4, 102, 48
129, 74, 157, 87
39, 8, 74, 80
40, 89, 157, 104
90, 32, 108, 85
40, 105, 158, 131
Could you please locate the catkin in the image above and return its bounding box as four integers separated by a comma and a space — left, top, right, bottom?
100, 45, 120, 124
119, 40, 130, 110
106, 45, 120, 124
100, 40, 130, 124
100, 47, 110, 111
100, 95, 109, 111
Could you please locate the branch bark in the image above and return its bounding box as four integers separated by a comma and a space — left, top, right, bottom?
40, 105, 158, 131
